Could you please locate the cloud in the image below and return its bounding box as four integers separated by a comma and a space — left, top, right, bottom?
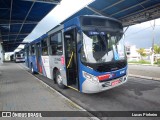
125, 18, 160, 48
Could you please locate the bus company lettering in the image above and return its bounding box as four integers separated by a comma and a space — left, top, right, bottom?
54, 58, 61, 61
120, 70, 125, 74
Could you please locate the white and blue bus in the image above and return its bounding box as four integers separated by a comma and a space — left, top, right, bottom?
15, 51, 25, 63
24, 15, 128, 93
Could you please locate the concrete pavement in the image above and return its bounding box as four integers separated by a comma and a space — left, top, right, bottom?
0, 63, 96, 119
128, 64, 160, 81
22, 64, 160, 120
0, 62, 160, 120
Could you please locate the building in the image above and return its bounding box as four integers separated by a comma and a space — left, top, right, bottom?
126, 45, 140, 61
126, 45, 152, 62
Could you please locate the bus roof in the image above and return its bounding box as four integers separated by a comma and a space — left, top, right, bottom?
26, 15, 122, 47
25, 33, 48, 48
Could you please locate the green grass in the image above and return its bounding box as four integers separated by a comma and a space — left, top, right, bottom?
154, 59, 160, 65
128, 60, 151, 64
154, 61, 160, 65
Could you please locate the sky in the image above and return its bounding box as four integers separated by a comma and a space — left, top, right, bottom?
13, 0, 160, 53
124, 18, 160, 48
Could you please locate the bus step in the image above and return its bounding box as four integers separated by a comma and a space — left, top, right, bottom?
67, 69, 77, 85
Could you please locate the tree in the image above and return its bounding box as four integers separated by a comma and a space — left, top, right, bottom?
153, 44, 160, 62
136, 48, 146, 60
154, 44, 160, 54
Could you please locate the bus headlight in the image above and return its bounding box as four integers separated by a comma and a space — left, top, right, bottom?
82, 71, 99, 83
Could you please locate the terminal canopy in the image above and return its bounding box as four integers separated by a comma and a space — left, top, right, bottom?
62, 0, 160, 27
1, 0, 160, 52
0, 0, 61, 52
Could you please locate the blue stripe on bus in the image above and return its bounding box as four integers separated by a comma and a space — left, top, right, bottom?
33, 55, 38, 72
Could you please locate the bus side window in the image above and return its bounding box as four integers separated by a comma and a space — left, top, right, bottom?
42, 38, 48, 56
29, 46, 31, 55
50, 32, 62, 55
65, 35, 72, 56
31, 44, 35, 55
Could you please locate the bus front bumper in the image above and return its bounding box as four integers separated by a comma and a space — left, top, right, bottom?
82, 75, 128, 93
15, 59, 25, 62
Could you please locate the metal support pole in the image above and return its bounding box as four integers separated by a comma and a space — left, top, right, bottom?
151, 20, 155, 65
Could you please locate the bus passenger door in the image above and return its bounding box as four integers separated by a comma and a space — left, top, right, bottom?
36, 43, 41, 73
26, 47, 29, 67
64, 28, 79, 90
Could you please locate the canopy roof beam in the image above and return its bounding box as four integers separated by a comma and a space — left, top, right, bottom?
3, 38, 25, 41
86, 6, 108, 17
0, 22, 38, 26
0, 8, 10, 10
7, 0, 13, 50
110, 0, 150, 17
3, 42, 28, 45
119, 3, 160, 20
101, 0, 125, 12
14, 1, 36, 44
121, 4, 160, 26
0, 33, 29, 37
0, 19, 39, 23
22, 0, 60, 4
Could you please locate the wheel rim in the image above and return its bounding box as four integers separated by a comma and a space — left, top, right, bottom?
31, 67, 33, 73
57, 74, 62, 85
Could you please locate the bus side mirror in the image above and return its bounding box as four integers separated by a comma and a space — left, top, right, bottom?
77, 32, 82, 42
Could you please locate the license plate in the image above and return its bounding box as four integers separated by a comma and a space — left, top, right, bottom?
111, 80, 121, 86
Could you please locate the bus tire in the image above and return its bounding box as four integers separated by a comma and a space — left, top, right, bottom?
31, 64, 35, 74
56, 70, 65, 89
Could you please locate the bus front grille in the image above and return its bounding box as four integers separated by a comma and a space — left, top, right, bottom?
96, 61, 127, 72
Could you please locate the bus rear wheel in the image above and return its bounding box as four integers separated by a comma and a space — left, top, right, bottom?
56, 71, 65, 89
31, 64, 35, 74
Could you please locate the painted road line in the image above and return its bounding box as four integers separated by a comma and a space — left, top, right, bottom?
128, 63, 160, 67
129, 74, 160, 81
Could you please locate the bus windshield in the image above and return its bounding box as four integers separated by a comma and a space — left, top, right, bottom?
81, 30, 126, 64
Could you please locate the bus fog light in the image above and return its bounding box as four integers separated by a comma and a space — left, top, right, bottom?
83, 71, 98, 83
119, 76, 126, 82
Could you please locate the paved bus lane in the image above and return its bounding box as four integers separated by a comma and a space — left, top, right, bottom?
2, 62, 160, 119
20, 63, 160, 120
0, 63, 95, 120
58, 77, 160, 111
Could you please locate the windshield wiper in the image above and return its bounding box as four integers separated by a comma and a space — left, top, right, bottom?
95, 28, 108, 55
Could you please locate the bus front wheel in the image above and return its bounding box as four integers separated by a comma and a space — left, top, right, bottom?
56, 71, 65, 89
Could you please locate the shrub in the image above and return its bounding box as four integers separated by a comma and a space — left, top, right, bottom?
139, 60, 150, 64
157, 59, 160, 64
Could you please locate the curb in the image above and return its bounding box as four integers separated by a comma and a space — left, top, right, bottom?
129, 74, 160, 81
128, 63, 160, 67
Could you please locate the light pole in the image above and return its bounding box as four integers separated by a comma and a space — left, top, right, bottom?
151, 20, 155, 65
